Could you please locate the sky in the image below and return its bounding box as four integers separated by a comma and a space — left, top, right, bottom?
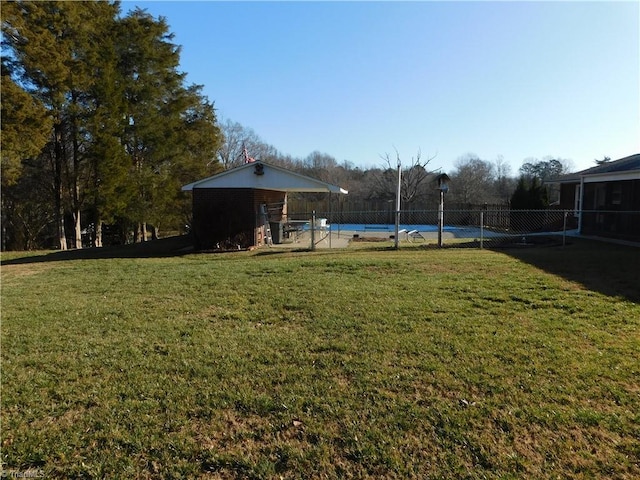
120, 0, 640, 174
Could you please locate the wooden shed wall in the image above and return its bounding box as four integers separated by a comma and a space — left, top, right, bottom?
192, 188, 286, 250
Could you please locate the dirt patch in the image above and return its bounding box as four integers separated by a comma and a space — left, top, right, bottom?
351, 236, 390, 243
490, 235, 565, 249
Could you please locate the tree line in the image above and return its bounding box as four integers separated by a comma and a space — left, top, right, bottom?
2, 1, 222, 250
1, 1, 575, 251
217, 117, 573, 215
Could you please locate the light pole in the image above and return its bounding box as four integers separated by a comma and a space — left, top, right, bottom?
436, 173, 450, 248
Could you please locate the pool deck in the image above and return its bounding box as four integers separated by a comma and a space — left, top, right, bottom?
264, 224, 638, 251
273, 228, 453, 249
268, 225, 593, 250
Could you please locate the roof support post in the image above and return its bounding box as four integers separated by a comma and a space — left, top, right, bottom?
578, 175, 585, 234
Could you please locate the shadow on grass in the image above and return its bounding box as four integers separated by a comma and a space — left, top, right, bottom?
4, 235, 637, 304
1, 235, 194, 265
492, 237, 640, 303
253, 248, 311, 257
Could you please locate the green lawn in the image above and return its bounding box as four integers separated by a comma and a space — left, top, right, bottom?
2, 240, 639, 479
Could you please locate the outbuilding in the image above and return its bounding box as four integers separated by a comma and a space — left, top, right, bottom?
182, 161, 348, 250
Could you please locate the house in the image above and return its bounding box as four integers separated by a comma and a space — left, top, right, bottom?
182, 162, 348, 250
550, 153, 640, 242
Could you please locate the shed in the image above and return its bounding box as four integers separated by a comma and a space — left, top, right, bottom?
549, 153, 640, 241
182, 162, 348, 250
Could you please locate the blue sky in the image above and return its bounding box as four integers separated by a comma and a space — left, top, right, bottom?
121, 1, 639, 174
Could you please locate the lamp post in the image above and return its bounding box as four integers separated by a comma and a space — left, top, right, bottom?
435, 173, 450, 248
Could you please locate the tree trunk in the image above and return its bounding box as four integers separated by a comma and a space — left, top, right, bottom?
151, 224, 159, 241
56, 207, 68, 250
94, 219, 103, 248
71, 101, 82, 250
135, 222, 148, 242
74, 207, 83, 249
54, 123, 67, 250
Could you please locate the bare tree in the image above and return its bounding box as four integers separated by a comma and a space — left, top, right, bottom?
374, 148, 437, 204
217, 118, 279, 169
302, 151, 338, 182
493, 155, 516, 204
450, 154, 497, 205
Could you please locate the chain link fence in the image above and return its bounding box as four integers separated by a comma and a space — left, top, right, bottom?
283, 209, 638, 249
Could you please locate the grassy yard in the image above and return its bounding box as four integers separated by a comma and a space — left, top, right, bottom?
1, 240, 639, 479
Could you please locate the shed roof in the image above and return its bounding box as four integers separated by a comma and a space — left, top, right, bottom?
182, 162, 348, 194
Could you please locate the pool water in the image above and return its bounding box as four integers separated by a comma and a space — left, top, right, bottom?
308, 223, 462, 232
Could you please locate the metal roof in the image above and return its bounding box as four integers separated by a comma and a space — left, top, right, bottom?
182, 161, 348, 194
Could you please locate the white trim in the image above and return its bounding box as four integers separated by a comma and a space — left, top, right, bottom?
182, 162, 348, 194
573, 183, 581, 216
578, 176, 585, 234
582, 170, 640, 183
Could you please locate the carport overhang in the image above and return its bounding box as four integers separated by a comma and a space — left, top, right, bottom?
182, 161, 348, 194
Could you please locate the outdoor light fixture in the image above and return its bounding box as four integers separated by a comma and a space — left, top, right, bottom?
436, 173, 450, 194
435, 173, 450, 247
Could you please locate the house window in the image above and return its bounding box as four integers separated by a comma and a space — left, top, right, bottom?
611, 184, 622, 205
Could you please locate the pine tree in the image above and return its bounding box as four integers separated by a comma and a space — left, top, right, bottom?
2, 1, 121, 249
510, 177, 530, 210
510, 176, 549, 210
117, 9, 222, 240
2, 2, 222, 249
528, 177, 549, 209
2, 1, 70, 249
156, 86, 223, 235
0, 63, 52, 188
83, 5, 132, 248
117, 9, 181, 241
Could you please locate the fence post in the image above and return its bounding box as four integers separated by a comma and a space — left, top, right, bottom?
438, 190, 444, 247
563, 210, 568, 247
311, 210, 316, 251
480, 211, 484, 249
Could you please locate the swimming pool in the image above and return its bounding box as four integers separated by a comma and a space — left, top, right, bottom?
329, 223, 461, 232
299, 223, 462, 233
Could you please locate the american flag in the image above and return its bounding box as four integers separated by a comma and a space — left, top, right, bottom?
242, 144, 255, 163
